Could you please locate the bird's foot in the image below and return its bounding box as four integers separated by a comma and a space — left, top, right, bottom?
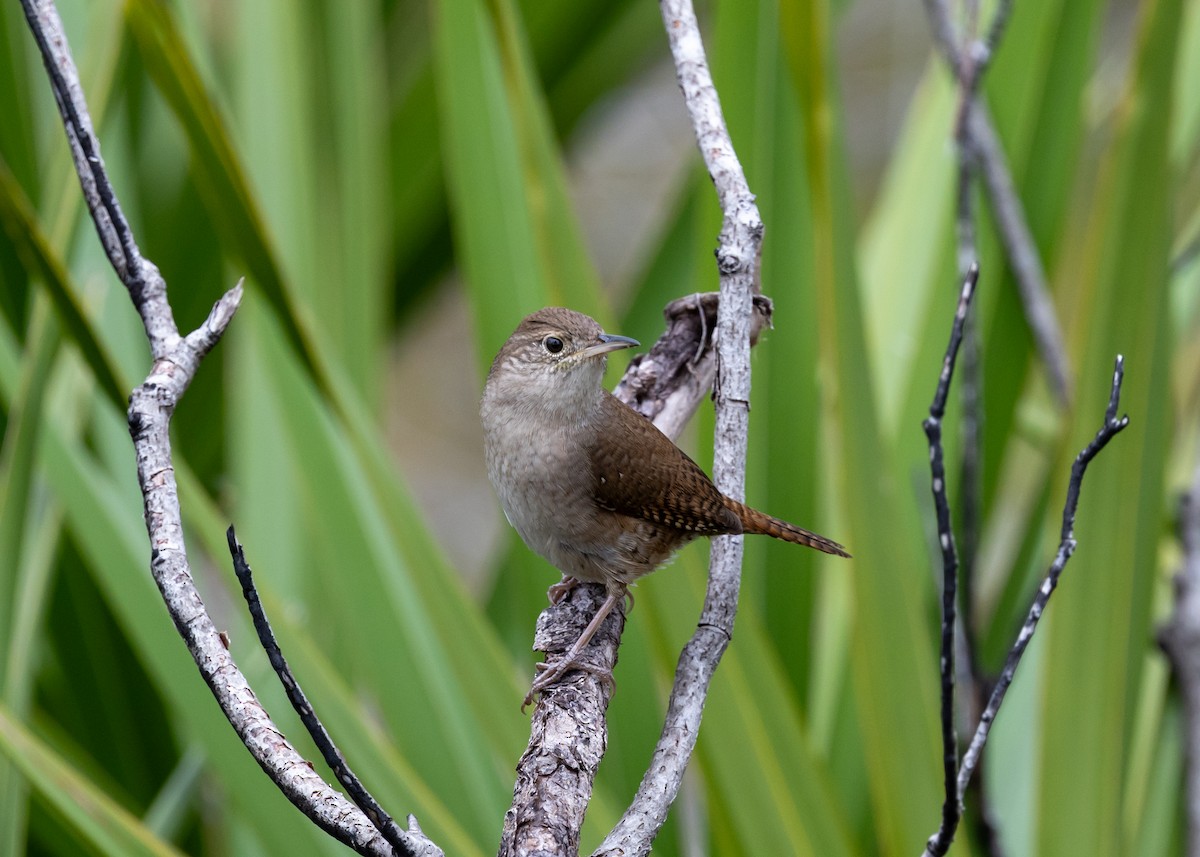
546, 575, 581, 605
522, 656, 615, 710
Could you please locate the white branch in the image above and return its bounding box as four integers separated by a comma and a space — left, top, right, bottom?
594, 1, 762, 853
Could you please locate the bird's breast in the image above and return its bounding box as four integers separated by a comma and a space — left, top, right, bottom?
484, 406, 590, 543
482, 404, 680, 583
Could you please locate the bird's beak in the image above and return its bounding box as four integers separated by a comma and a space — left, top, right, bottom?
577, 333, 639, 360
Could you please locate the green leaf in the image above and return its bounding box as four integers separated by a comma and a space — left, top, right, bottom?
433, 0, 607, 362
0, 704, 184, 857
1035, 0, 1182, 854
778, 1, 944, 852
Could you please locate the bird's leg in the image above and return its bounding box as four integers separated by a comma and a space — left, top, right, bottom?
546, 574, 580, 605
524, 587, 624, 708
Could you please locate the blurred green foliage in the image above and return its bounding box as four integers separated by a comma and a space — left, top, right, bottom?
0, 0, 1196, 855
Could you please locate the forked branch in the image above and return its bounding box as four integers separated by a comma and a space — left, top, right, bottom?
20, 1, 440, 854
920, 263, 1128, 856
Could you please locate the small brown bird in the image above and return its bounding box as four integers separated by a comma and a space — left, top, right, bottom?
481, 307, 848, 705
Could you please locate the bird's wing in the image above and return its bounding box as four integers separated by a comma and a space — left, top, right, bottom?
588, 394, 741, 536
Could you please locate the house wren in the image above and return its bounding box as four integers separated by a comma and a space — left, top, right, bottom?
482, 307, 849, 705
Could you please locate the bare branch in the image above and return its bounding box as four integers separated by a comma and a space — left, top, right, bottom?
968, 110, 1071, 405
955, 357, 1128, 796
18, 0, 177, 358
922, 264, 982, 855
595, 0, 762, 852
227, 528, 440, 857
921, 356, 1129, 857
498, 584, 623, 855
927, 7, 997, 849
21, 2, 441, 853
919, 5, 1055, 853
129, 296, 405, 857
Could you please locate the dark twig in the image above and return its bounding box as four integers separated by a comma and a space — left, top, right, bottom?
945, 6, 994, 846
922, 356, 1129, 857
227, 527, 426, 857
1158, 457, 1200, 855
21, 2, 441, 854
951, 19, 999, 853
958, 315, 983, 691
957, 356, 1128, 793
922, 264, 981, 853
929, 7, 1012, 853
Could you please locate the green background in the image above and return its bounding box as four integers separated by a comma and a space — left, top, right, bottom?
0, 0, 1195, 854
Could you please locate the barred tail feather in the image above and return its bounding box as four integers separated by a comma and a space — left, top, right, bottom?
725, 499, 851, 558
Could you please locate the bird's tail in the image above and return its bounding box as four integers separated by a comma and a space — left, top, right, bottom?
724, 498, 851, 558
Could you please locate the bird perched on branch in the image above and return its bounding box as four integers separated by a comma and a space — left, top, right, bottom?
481, 307, 849, 706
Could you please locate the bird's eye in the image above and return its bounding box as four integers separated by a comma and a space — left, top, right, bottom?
543, 336, 564, 354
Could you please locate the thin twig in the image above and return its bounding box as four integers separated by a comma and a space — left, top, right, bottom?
982, 0, 1016, 62
922, 356, 1129, 857
227, 527, 428, 857
20, 2, 441, 854
922, 264, 981, 853
942, 5, 993, 848
956, 356, 1128, 797
969, 110, 1070, 406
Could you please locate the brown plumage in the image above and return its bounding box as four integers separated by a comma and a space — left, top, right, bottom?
481, 307, 849, 705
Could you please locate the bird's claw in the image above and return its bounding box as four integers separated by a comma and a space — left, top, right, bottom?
521, 656, 615, 711
546, 575, 580, 605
